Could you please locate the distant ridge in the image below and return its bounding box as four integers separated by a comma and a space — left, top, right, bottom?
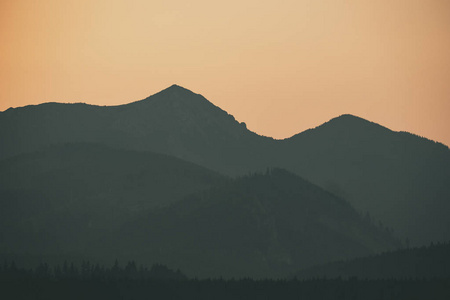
308, 113, 448, 149
278, 112, 450, 246
0, 84, 269, 174
0, 85, 449, 246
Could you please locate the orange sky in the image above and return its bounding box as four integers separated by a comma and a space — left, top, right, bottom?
1, 0, 449, 145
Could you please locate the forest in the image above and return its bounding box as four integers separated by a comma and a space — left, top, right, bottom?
1, 261, 449, 300
1, 242, 450, 299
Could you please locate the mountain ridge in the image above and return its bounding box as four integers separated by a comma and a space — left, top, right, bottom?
1, 85, 449, 246
0, 144, 400, 278
114, 168, 401, 278
3, 88, 447, 149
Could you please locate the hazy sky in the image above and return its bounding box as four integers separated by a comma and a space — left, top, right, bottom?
1, 0, 449, 145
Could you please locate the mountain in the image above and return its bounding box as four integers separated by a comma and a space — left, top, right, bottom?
1, 85, 449, 246
0, 84, 272, 174
0, 143, 225, 259
295, 241, 450, 280
111, 169, 400, 278
277, 114, 450, 245
0, 148, 400, 278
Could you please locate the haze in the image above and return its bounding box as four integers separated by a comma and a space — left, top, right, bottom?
1, 0, 449, 145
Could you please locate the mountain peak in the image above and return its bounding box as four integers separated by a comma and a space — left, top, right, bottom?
319, 114, 388, 132
166, 84, 190, 92
329, 114, 372, 124
287, 114, 391, 141
145, 84, 205, 104
159, 84, 195, 96
129, 84, 202, 108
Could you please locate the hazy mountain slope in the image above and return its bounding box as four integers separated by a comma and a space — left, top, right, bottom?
0, 85, 272, 174
113, 169, 400, 278
278, 115, 450, 245
0, 143, 226, 256
295, 241, 450, 280
1, 86, 449, 246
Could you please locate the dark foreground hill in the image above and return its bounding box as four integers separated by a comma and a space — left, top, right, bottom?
1, 85, 449, 246
113, 169, 400, 278
295, 241, 450, 280
0, 143, 225, 261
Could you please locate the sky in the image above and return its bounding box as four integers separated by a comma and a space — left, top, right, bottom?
1, 0, 449, 145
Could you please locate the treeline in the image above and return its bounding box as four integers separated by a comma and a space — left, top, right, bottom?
1, 261, 449, 300
296, 241, 450, 280
0, 260, 186, 281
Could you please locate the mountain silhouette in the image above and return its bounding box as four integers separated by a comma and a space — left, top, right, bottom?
277, 114, 450, 245
0, 143, 225, 259
0, 85, 270, 174
105, 168, 401, 278
1, 85, 449, 246
0, 145, 399, 278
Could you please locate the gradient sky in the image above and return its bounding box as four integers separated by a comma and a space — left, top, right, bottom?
1, 0, 449, 145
